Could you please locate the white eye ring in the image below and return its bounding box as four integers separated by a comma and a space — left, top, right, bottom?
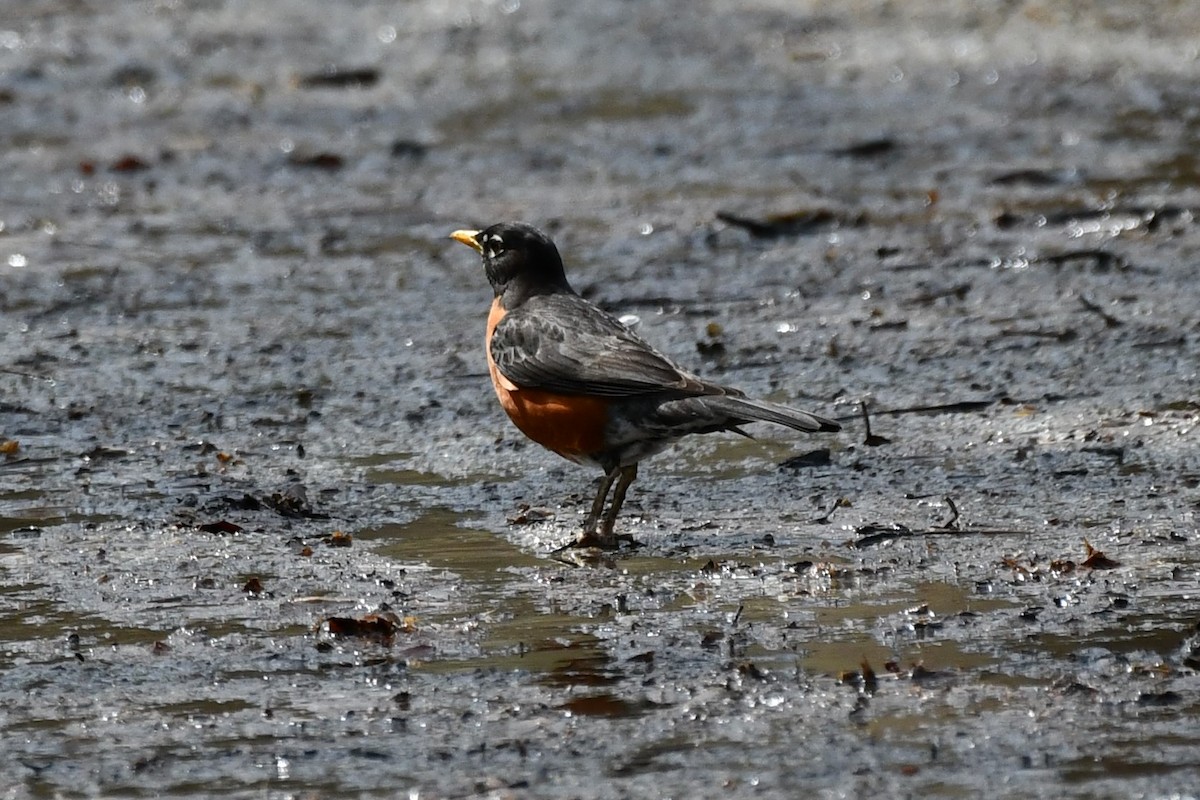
482, 233, 504, 259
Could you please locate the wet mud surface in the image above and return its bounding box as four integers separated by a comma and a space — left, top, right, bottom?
2, 1, 1200, 797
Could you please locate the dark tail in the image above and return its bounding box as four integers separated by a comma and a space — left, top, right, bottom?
704, 395, 841, 433
657, 393, 840, 434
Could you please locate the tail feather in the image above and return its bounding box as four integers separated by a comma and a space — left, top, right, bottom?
702, 394, 841, 433
650, 393, 840, 435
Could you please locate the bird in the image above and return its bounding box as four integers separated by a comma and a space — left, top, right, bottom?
450, 222, 840, 548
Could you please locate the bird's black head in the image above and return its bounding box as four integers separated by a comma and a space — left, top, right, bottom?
450, 222, 572, 303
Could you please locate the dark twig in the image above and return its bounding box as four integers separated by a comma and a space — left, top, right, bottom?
1078, 295, 1123, 328
0, 367, 53, 381
860, 401, 890, 446
939, 497, 960, 530
872, 399, 995, 416
851, 524, 1032, 549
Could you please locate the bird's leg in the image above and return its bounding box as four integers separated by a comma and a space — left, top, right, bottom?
570, 463, 639, 550
581, 467, 619, 535
599, 463, 638, 540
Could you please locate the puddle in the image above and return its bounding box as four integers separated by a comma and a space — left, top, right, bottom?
362, 511, 613, 675
361, 509, 541, 580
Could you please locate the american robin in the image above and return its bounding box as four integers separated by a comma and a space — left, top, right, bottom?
451, 222, 840, 548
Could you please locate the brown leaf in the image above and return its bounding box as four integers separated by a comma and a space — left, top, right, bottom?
507, 505, 556, 525
198, 520, 243, 534
298, 67, 381, 89
737, 661, 769, 681
111, 155, 151, 172
323, 612, 415, 643
861, 659, 878, 693
288, 152, 344, 170
1081, 539, 1120, 570
910, 663, 942, 681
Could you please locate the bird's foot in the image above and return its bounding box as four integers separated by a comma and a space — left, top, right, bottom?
555, 530, 640, 552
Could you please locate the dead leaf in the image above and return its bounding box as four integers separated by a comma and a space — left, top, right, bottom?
111, 154, 151, 172
199, 520, 244, 534
1081, 539, 1120, 570
861, 659, 878, 693
288, 151, 344, 170
323, 612, 415, 643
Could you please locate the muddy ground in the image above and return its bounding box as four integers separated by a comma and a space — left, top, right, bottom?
2, 1, 1199, 798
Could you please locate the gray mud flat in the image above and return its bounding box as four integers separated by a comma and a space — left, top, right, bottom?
2, 2, 1199, 798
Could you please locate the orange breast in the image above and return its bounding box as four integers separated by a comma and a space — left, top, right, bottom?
486, 298, 609, 462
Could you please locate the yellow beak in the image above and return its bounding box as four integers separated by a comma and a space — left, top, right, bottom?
449, 229, 482, 253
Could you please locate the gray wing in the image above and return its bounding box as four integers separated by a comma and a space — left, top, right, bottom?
490, 293, 707, 398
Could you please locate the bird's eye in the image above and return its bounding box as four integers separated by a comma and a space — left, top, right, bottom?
482, 232, 505, 259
